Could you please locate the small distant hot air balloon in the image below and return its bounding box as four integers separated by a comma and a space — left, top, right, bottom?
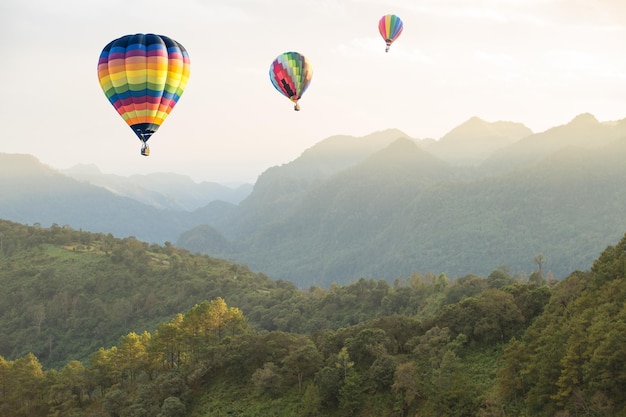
269, 52, 313, 111
97, 34, 191, 156
378, 14, 403, 52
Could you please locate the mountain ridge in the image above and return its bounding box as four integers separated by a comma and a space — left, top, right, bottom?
61, 164, 252, 211
2, 113, 626, 287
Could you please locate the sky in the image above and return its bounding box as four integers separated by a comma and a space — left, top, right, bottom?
1, 0, 625, 184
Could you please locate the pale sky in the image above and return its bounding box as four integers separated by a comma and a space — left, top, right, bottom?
1, 0, 625, 183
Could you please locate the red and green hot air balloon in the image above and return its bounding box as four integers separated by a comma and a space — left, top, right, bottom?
378, 14, 403, 53
97, 34, 191, 156
269, 52, 313, 111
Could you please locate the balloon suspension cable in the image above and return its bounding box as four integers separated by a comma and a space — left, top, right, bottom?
140, 139, 150, 157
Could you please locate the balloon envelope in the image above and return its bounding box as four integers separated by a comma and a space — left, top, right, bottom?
269, 52, 313, 110
97, 34, 191, 144
378, 14, 403, 52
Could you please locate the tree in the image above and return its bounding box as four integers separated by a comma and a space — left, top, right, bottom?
336, 347, 354, 379
339, 370, 363, 416
534, 253, 546, 274
315, 366, 342, 408
103, 387, 129, 417
251, 362, 283, 398
181, 298, 247, 363
368, 354, 396, 391
430, 350, 480, 416
7, 353, 45, 416
158, 396, 186, 417
491, 337, 528, 413
47, 360, 90, 416
530, 254, 547, 286
300, 382, 322, 417
472, 289, 525, 344
0, 355, 8, 400
151, 314, 184, 369
345, 327, 389, 369
487, 268, 515, 289
116, 331, 150, 387
392, 361, 420, 417
283, 342, 323, 394
89, 346, 118, 395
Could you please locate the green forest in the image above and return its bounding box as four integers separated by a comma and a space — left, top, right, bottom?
1, 219, 626, 416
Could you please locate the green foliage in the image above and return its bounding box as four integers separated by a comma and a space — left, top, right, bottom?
4, 220, 626, 416
0, 221, 488, 369
487, 235, 626, 416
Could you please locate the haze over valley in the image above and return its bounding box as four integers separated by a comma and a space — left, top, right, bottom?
2, 113, 626, 287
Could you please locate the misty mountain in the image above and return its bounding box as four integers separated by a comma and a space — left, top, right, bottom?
4, 113, 626, 288
177, 113, 626, 287
0, 154, 202, 244
424, 116, 533, 165
61, 164, 252, 211
481, 113, 626, 173
224, 129, 419, 238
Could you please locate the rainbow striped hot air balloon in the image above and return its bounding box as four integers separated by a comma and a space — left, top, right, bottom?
97, 34, 190, 156
378, 14, 403, 52
269, 52, 313, 111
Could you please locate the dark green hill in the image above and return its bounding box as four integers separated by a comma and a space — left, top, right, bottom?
6, 228, 626, 416
1, 219, 455, 369
487, 231, 626, 416
0, 212, 549, 416
0, 219, 283, 368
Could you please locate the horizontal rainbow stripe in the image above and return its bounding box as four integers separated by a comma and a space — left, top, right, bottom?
97, 34, 190, 142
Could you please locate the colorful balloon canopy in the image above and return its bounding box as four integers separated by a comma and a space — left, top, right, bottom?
378, 14, 403, 52
97, 34, 191, 155
269, 52, 313, 111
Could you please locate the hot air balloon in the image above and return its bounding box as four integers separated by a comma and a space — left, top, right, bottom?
378, 14, 403, 52
269, 52, 313, 111
97, 34, 191, 156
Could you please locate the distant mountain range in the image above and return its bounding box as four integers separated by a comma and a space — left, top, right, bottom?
60, 163, 252, 211
0, 155, 249, 243
2, 113, 626, 287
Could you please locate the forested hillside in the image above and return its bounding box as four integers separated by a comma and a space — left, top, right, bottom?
2, 220, 626, 416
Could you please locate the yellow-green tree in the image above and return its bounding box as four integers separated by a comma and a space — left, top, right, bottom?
46, 360, 90, 416
89, 346, 118, 395
151, 313, 185, 369
6, 353, 45, 416
116, 331, 151, 387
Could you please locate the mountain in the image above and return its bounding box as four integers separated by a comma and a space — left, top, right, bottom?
424, 116, 533, 165
0, 154, 201, 244
223, 129, 416, 239
4, 113, 626, 288
226, 138, 461, 284
62, 164, 252, 211
177, 113, 626, 287
481, 113, 626, 173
